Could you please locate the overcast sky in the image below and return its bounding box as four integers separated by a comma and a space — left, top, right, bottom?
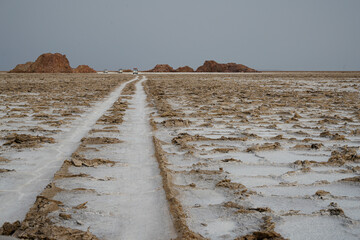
0, 0, 359, 71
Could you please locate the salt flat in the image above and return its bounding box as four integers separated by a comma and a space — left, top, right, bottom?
1, 72, 360, 239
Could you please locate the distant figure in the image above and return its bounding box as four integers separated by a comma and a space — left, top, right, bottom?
104, 69, 108, 74
133, 68, 138, 75
118, 69, 123, 74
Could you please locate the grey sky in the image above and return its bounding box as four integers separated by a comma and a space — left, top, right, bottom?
1, 0, 359, 71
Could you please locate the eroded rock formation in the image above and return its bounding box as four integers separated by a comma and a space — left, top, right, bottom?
147, 64, 176, 72
176, 66, 194, 72
196, 60, 257, 72
9, 53, 96, 73
73, 65, 97, 73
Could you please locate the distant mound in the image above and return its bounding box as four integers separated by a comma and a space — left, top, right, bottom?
9, 53, 95, 73
9, 62, 34, 73
30, 53, 72, 73
147, 61, 256, 73
73, 65, 96, 73
176, 66, 194, 72
196, 60, 257, 72
147, 64, 175, 72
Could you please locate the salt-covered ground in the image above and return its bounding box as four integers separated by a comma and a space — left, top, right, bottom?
1, 72, 360, 239
0, 75, 176, 239
0, 74, 133, 225
145, 72, 360, 239
47, 76, 176, 239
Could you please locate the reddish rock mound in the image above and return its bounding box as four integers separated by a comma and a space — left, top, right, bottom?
9, 62, 34, 73
176, 66, 194, 72
30, 53, 72, 73
196, 60, 257, 72
9, 53, 95, 73
73, 65, 96, 73
147, 64, 175, 72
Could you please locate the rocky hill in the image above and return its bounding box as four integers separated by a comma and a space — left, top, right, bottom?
196, 60, 257, 72
73, 65, 97, 73
176, 66, 194, 72
10, 53, 96, 73
147, 64, 176, 72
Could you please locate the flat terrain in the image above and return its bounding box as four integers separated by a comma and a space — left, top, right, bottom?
0, 72, 360, 239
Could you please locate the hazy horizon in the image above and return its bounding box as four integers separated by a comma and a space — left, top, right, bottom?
1, 0, 359, 71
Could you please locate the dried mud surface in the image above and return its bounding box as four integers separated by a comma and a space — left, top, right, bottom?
145, 72, 360, 239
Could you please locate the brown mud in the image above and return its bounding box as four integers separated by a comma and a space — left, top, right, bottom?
3, 133, 55, 148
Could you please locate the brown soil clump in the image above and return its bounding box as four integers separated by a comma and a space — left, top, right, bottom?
216, 179, 254, 196
196, 60, 257, 72
292, 143, 323, 150
163, 119, 191, 127
81, 137, 122, 144
222, 158, 242, 163
73, 65, 97, 73
190, 169, 223, 175
97, 114, 124, 124
340, 176, 360, 182
59, 213, 72, 220
0, 168, 15, 173
213, 148, 237, 153
320, 131, 332, 138
331, 133, 347, 141
73, 201, 88, 209
328, 147, 360, 165
246, 142, 281, 152
315, 190, 331, 196
0, 221, 21, 235
3, 133, 55, 148
71, 153, 115, 167
147, 64, 176, 72
217, 179, 246, 190
236, 216, 285, 240
54, 160, 89, 179
224, 202, 272, 214
176, 66, 195, 72
320, 131, 347, 140
172, 133, 208, 146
